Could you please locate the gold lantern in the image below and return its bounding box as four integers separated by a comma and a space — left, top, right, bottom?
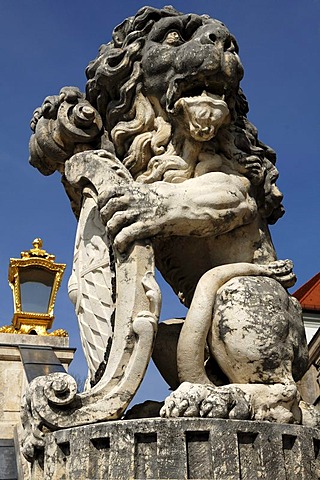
0, 238, 67, 336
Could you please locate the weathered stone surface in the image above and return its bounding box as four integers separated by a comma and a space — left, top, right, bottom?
29, 418, 320, 479
0, 334, 74, 479
0, 333, 70, 348
0, 334, 74, 440
23, 7, 313, 461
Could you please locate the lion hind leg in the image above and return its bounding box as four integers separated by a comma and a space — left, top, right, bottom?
209, 275, 307, 386
177, 260, 296, 386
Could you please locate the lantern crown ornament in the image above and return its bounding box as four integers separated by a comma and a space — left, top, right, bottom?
20, 237, 55, 261
0, 239, 67, 336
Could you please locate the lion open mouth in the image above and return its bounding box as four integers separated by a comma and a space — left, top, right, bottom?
174, 91, 230, 141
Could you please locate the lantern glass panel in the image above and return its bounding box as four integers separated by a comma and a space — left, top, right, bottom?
19, 267, 56, 313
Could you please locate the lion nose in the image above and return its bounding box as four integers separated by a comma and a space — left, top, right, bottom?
200, 28, 232, 49
200, 32, 218, 45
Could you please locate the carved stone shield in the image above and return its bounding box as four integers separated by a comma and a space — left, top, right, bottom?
21, 151, 161, 447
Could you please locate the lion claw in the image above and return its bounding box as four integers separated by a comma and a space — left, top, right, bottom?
160, 382, 252, 420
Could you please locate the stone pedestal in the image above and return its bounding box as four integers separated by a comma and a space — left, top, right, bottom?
0, 333, 75, 440
0, 333, 75, 479
30, 417, 320, 479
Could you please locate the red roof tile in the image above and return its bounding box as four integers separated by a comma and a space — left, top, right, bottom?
293, 273, 320, 311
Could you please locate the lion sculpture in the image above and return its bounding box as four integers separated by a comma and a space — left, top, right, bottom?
27, 6, 314, 429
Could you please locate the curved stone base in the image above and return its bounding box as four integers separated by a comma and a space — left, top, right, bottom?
30, 418, 320, 479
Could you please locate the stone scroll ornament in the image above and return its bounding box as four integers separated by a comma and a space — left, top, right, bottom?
22, 5, 318, 461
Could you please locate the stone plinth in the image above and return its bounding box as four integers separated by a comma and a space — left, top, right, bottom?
30, 417, 320, 479
0, 333, 75, 440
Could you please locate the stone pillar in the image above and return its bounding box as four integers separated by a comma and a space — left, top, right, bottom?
29, 417, 320, 480
0, 333, 75, 479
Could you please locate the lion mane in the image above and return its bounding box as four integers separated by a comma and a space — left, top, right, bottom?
85, 6, 284, 223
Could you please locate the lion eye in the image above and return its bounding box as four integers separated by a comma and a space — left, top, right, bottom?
163, 31, 184, 46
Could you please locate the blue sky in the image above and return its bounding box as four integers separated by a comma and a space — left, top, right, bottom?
0, 1, 319, 405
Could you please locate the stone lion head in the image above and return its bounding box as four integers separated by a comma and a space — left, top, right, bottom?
85, 6, 283, 222
28, 6, 283, 223
86, 6, 244, 124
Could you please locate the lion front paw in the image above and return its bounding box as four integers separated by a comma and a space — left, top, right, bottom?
160, 382, 252, 420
